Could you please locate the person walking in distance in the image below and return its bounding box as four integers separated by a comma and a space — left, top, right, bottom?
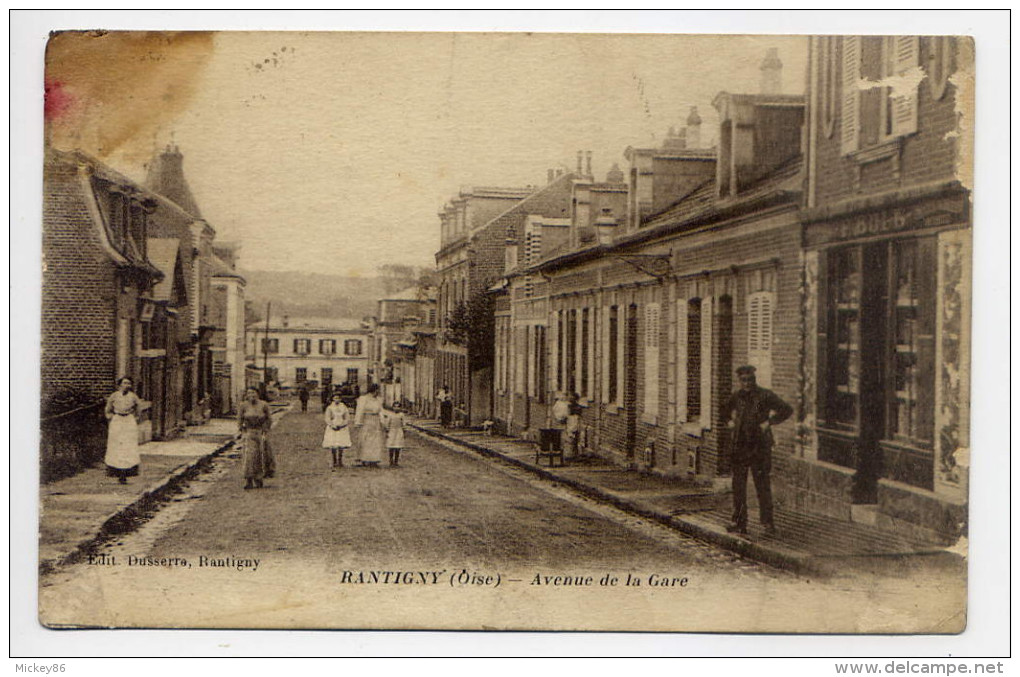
383, 403, 406, 467
104, 377, 142, 484
298, 384, 310, 413
722, 365, 793, 537
322, 391, 352, 470
436, 384, 453, 428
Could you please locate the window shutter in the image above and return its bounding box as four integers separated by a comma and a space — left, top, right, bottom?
748, 291, 775, 388
891, 36, 920, 137
601, 305, 610, 402
644, 303, 660, 416
700, 297, 713, 429
841, 36, 861, 155
676, 299, 688, 422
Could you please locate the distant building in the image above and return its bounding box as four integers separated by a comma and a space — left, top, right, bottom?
435, 184, 536, 423
246, 316, 371, 393
209, 245, 246, 415
370, 286, 437, 408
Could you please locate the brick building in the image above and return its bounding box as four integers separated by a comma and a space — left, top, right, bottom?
370, 286, 436, 408
435, 184, 534, 424
42, 149, 171, 442
789, 36, 973, 541
518, 89, 805, 479
494, 156, 624, 437
144, 145, 220, 425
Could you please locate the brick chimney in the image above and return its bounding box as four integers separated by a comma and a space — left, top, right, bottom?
686, 106, 702, 149
760, 48, 783, 95
576, 151, 583, 175
585, 151, 593, 178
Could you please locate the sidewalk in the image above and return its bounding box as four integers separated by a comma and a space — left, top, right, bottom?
39, 406, 290, 575
409, 419, 956, 576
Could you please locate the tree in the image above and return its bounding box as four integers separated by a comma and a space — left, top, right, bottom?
444, 292, 495, 369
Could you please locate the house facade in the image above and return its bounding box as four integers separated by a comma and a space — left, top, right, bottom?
247, 316, 371, 392
434, 185, 535, 423
787, 35, 973, 541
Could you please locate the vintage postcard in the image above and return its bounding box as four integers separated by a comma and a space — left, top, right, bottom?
37, 29, 974, 633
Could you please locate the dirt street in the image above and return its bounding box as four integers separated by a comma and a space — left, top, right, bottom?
39, 410, 966, 632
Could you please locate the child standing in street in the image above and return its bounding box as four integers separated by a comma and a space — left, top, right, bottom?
383, 404, 406, 467
322, 392, 352, 470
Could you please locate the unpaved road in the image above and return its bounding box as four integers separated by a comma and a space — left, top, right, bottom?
39, 410, 965, 633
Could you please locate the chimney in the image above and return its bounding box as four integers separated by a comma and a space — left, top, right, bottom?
760, 48, 783, 95
576, 151, 583, 175
548, 169, 555, 184
662, 125, 687, 151
585, 151, 593, 178
686, 106, 702, 149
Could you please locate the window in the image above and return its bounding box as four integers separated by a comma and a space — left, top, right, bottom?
880, 36, 919, 141
827, 248, 862, 430
346, 368, 359, 384
841, 35, 919, 155
344, 339, 363, 356
643, 303, 660, 416
295, 368, 307, 383
686, 299, 702, 420
261, 338, 279, 354
319, 339, 337, 355
820, 238, 936, 450
607, 306, 619, 403
321, 368, 333, 386
535, 325, 547, 404
747, 291, 775, 388
927, 36, 953, 101
294, 339, 311, 355
558, 309, 567, 391
565, 310, 577, 394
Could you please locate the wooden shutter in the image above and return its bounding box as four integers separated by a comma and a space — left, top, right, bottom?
644, 303, 660, 416
700, 296, 713, 429
601, 305, 610, 402
891, 36, 920, 137
841, 36, 861, 155
747, 291, 775, 388
676, 299, 688, 422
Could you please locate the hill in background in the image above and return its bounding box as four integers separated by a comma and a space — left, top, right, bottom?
241, 270, 389, 321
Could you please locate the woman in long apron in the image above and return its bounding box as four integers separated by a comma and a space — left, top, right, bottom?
104, 377, 141, 484
353, 383, 385, 467
238, 388, 275, 489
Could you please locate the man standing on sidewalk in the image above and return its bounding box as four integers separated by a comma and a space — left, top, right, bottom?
723, 365, 792, 537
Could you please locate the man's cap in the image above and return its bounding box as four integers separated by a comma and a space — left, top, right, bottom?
736, 365, 757, 376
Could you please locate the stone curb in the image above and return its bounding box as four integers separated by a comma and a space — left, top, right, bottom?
39, 437, 238, 577
409, 422, 829, 576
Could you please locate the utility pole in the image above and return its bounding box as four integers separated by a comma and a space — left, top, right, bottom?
262, 301, 271, 392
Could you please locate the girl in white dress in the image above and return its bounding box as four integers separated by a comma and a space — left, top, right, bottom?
104, 377, 141, 484
322, 392, 352, 470
383, 404, 406, 467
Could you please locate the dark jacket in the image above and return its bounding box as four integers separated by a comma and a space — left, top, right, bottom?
723, 386, 793, 461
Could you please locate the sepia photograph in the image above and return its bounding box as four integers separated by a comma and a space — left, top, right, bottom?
12, 10, 1009, 659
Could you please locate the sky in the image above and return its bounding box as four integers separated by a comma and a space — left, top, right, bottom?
46, 31, 807, 276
